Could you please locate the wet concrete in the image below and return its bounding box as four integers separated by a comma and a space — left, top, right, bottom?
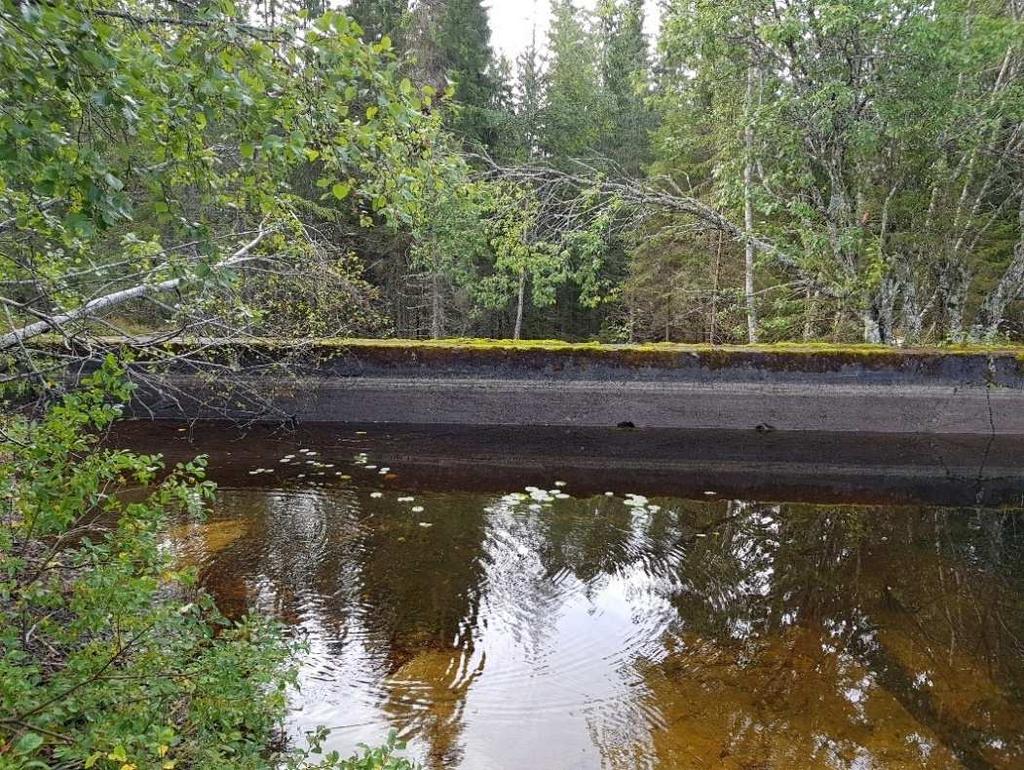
110, 422, 1024, 507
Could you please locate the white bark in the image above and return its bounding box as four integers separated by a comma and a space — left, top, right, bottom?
513, 268, 526, 340
0, 228, 268, 351
430, 272, 443, 339
743, 65, 759, 344
974, 194, 1024, 340
863, 312, 882, 344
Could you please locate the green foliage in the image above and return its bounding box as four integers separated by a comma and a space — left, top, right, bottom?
598, 0, 653, 174
0, 358, 414, 770
0, 0, 454, 347
434, 0, 501, 149
5, 0, 1022, 349
241, 249, 392, 338
649, 0, 1024, 343
541, 1, 609, 161
347, 0, 409, 48
477, 184, 562, 310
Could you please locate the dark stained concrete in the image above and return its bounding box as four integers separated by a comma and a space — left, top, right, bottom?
109, 421, 1024, 507
116, 339, 1024, 435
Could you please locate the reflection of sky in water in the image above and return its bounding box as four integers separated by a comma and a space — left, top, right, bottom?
175, 476, 1024, 770
271, 491, 682, 769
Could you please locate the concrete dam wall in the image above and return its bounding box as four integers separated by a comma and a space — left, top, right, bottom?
119, 339, 1024, 435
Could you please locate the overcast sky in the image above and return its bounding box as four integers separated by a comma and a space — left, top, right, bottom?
486, 0, 662, 62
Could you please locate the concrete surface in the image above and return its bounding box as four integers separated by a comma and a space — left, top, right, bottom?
116, 340, 1024, 435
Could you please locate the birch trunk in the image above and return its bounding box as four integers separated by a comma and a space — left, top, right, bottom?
974, 194, 1024, 340
430, 272, 443, 339
513, 268, 526, 340
743, 65, 759, 344
1, 228, 268, 351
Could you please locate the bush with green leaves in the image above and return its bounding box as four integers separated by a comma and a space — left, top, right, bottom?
0, 358, 413, 770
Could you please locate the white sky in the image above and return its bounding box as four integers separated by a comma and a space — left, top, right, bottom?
486, 0, 662, 62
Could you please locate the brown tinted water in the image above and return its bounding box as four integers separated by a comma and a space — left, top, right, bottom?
115, 423, 1024, 769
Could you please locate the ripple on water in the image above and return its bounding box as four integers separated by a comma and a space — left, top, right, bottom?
172, 478, 1024, 770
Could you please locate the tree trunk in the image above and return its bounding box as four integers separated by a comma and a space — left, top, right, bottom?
973, 194, 1024, 340
943, 262, 969, 342
863, 310, 882, 344
430, 272, 443, 339
743, 64, 759, 344
709, 232, 722, 344
1, 228, 268, 351
803, 287, 818, 341
513, 268, 526, 340
901, 274, 925, 345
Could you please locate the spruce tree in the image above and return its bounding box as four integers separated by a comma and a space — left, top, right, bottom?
346, 0, 409, 48
513, 33, 545, 161
600, 0, 652, 175
405, 0, 502, 150
541, 0, 607, 161
436, 0, 500, 149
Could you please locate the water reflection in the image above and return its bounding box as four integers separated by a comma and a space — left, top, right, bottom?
168, 465, 1024, 769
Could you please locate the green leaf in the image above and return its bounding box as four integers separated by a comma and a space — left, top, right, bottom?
13, 732, 44, 754
64, 212, 96, 238
331, 182, 351, 200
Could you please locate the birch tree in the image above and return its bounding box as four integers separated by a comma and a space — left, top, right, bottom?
652, 0, 1024, 343
0, 1, 455, 391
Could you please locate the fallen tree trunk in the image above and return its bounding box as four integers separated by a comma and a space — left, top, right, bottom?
0, 227, 269, 352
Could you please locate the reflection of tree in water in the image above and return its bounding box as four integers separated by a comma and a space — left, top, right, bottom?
186, 488, 369, 644
355, 493, 489, 769
176, 484, 1024, 770
530, 495, 690, 585
642, 503, 1024, 770
178, 487, 491, 769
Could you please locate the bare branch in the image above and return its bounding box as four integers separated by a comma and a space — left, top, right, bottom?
0, 226, 271, 351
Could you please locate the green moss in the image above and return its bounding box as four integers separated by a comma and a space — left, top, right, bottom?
40, 335, 1024, 374
57, 333, 1024, 354
295, 337, 1024, 357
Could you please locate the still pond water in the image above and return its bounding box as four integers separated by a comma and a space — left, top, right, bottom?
116, 424, 1024, 770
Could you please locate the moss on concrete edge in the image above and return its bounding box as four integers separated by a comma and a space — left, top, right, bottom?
60, 336, 1024, 375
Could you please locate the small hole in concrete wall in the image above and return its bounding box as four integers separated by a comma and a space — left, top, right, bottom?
617, 420, 636, 429
755, 423, 776, 432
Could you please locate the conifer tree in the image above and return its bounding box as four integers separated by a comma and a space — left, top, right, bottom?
436, 0, 500, 149
599, 0, 652, 175
346, 0, 409, 47
405, 0, 501, 149
512, 31, 545, 161
541, 0, 607, 161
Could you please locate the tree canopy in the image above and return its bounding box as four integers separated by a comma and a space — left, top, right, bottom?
3, 0, 1024, 374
